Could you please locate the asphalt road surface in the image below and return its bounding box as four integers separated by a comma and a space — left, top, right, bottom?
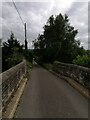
15, 63, 88, 118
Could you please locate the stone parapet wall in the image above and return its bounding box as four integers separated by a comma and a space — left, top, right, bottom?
53, 61, 90, 88
0, 60, 26, 110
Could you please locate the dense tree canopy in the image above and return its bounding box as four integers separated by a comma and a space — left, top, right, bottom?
2, 13, 90, 71
34, 13, 84, 64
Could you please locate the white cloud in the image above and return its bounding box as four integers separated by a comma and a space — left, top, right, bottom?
66, 2, 88, 49
1, 0, 89, 49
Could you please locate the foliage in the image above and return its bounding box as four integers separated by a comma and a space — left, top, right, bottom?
73, 54, 90, 68
2, 33, 24, 71
5, 47, 23, 68
26, 61, 32, 70
33, 13, 82, 64
43, 63, 53, 71
23, 49, 33, 63
2, 33, 34, 72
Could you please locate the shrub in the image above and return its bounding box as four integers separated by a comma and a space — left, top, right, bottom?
73, 55, 90, 68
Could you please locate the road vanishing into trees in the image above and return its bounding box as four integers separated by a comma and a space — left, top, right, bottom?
15, 63, 88, 118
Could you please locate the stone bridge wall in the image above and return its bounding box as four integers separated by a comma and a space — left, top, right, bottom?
0, 60, 26, 110
53, 61, 90, 88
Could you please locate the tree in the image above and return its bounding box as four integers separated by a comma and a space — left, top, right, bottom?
3, 33, 23, 54
2, 33, 24, 71
34, 13, 80, 64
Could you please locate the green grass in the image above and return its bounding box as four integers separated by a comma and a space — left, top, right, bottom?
26, 61, 32, 70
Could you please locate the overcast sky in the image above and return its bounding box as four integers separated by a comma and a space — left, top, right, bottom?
1, 0, 89, 49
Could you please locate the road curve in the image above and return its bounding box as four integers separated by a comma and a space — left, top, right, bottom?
15, 63, 88, 118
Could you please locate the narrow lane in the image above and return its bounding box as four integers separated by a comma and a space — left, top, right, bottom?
15, 64, 88, 118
